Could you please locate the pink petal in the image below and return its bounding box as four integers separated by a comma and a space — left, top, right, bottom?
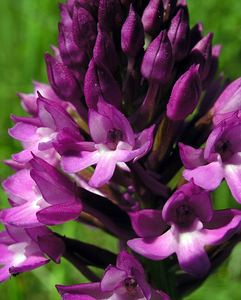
179, 143, 205, 169
128, 230, 175, 260
9, 123, 38, 142
61, 150, 100, 173
129, 209, 167, 238
224, 162, 241, 203
100, 266, 126, 292
88, 109, 113, 143
2, 169, 39, 204
0, 202, 41, 228
183, 161, 224, 190
89, 153, 118, 187
36, 201, 82, 225
176, 231, 210, 277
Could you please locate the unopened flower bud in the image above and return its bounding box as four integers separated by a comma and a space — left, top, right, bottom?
58, 23, 88, 72
121, 5, 144, 57
188, 33, 213, 81
142, 0, 163, 34
74, 0, 99, 17
168, 7, 190, 61
141, 30, 173, 83
98, 0, 123, 32
45, 54, 82, 102
84, 59, 122, 108
93, 27, 119, 73
167, 65, 201, 120
72, 4, 97, 51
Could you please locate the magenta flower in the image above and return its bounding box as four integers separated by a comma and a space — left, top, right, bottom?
0, 225, 64, 282
9, 94, 81, 165
1, 156, 82, 227
180, 115, 241, 203
57, 251, 170, 300
128, 183, 241, 277
59, 100, 154, 187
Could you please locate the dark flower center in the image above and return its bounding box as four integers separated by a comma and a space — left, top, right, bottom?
107, 129, 123, 149
124, 277, 137, 293
175, 204, 195, 227
215, 140, 232, 161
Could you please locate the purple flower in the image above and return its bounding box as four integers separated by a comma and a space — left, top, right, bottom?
128, 183, 241, 277
59, 100, 155, 187
9, 94, 81, 165
0, 225, 64, 282
57, 251, 170, 300
1, 156, 82, 227
180, 115, 241, 203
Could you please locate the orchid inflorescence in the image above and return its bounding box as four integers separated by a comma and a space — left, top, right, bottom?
1, 0, 241, 299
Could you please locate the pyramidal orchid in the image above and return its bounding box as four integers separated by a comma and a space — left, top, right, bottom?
1, 0, 241, 299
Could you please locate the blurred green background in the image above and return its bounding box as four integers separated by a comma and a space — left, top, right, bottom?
0, 0, 241, 299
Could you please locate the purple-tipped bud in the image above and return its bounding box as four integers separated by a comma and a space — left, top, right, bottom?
190, 23, 203, 49
142, 0, 163, 34
58, 23, 88, 71
45, 54, 81, 101
141, 30, 173, 83
167, 65, 201, 120
84, 59, 122, 108
121, 5, 144, 57
98, 0, 123, 32
93, 27, 119, 73
168, 7, 190, 61
72, 5, 97, 51
188, 33, 213, 80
